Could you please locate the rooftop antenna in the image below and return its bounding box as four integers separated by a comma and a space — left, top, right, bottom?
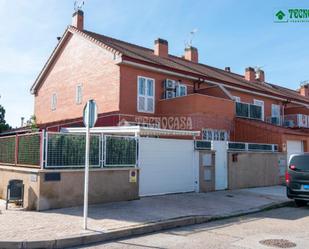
74, 0, 84, 11
300, 80, 309, 86
185, 28, 198, 48
254, 65, 264, 72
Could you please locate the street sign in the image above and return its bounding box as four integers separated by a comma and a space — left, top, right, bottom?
83, 99, 97, 230
83, 100, 97, 128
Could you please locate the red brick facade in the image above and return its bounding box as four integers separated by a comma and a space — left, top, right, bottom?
31, 13, 309, 152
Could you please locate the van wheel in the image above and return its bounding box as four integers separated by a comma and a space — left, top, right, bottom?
295, 200, 307, 207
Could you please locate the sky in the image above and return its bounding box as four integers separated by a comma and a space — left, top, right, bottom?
0, 0, 308, 127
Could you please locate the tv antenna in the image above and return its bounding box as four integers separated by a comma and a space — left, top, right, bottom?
300, 80, 309, 86
185, 28, 198, 48
254, 65, 264, 72
74, 0, 84, 11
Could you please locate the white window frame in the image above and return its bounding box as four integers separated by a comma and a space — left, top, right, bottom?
75, 84, 83, 105
253, 99, 264, 121
137, 76, 155, 113
176, 84, 187, 97
271, 104, 281, 118
51, 93, 57, 111
233, 96, 241, 102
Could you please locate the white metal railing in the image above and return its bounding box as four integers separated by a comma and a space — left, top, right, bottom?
228, 141, 278, 152
266, 114, 309, 128
44, 132, 138, 169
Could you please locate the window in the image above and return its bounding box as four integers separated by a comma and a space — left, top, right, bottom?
137, 76, 155, 113
202, 129, 229, 141
51, 93, 57, 111
253, 99, 264, 121
272, 104, 280, 117
76, 84, 82, 104
176, 84, 187, 97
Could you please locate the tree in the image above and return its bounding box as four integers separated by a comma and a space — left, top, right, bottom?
0, 105, 11, 133
26, 115, 38, 131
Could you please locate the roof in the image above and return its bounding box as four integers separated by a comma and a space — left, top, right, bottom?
31, 26, 309, 106
61, 126, 200, 137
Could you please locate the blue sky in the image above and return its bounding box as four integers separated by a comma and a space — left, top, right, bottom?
0, 0, 308, 127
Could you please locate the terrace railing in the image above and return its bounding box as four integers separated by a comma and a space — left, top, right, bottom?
236, 102, 262, 120
266, 114, 309, 128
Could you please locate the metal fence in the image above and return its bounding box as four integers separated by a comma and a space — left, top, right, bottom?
0, 131, 138, 169
44, 132, 138, 169
0, 133, 42, 167
45, 133, 101, 168
104, 135, 137, 167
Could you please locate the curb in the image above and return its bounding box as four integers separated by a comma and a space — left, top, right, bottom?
0, 200, 293, 249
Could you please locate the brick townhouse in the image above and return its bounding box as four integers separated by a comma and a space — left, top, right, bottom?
30, 10, 309, 157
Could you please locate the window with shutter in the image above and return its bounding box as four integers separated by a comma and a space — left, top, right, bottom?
76, 84, 82, 104
51, 93, 57, 111
137, 76, 155, 113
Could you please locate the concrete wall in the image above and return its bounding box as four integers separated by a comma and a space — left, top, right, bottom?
199, 151, 216, 192
0, 165, 139, 211
0, 166, 40, 210
227, 152, 286, 190
38, 169, 139, 211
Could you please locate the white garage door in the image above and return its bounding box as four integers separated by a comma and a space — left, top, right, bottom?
138, 137, 196, 196
287, 140, 304, 162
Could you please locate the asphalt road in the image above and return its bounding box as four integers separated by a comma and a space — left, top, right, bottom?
75, 205, 309, 249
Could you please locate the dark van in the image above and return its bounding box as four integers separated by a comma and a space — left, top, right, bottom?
286, 153, 309, 206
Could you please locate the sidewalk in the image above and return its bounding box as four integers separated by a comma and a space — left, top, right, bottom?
0, 186, 291, 249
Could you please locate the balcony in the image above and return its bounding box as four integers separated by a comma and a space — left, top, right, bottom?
235, 102, 262, 120
266, 114, 309, 128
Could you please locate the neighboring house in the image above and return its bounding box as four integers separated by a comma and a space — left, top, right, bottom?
31, 10, 309, 156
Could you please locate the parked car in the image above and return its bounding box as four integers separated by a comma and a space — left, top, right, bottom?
286, 153, 309, 206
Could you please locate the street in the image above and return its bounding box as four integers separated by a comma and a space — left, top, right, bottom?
77, 206, 309, 249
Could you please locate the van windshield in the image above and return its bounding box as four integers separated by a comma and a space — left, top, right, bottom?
290, 155, 309, 171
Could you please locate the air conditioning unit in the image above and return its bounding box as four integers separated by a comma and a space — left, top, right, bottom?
165, 90, 175, 99
163, 79, 176, 90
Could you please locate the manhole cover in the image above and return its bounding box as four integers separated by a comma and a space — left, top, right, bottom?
259, 239, 296, 248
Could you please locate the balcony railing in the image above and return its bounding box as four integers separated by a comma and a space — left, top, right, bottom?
236, 102, 262, 120
266, 114, 309, 128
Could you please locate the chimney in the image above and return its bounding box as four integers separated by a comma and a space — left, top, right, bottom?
225, 67, 231, 72
299, 84, 309, 97
72, 10, 84, 30
154, 38, 168, 58
256, 69, 265, 82
245, 67, 255, 81
184, 46, 198, 63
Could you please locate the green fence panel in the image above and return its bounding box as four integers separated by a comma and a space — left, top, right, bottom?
17, 134, 41, 166
104, 136, 137, 167
46, 133, 100, 168
0, 136, 16, 164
